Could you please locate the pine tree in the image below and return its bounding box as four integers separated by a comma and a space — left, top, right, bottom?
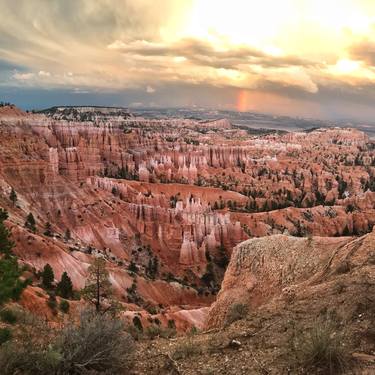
41, 263, 54, 289
215, 244, 229, 269
25, 213, 36, 233
0, 209, 14, 256
0, 209, 27, 305
9, 188, 17, 206
64, 228, 71, 241
56, 271, 73, 299
128, 261, 137, 273
43, 222, 53, 237
146, 256, 159, 279
0, 256, 26, 305
343, 225, 351, 236
82, 258, 113, 313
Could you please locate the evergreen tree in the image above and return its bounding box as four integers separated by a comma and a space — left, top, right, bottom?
25, 212, 36, 233
146, 256, 159, 279
64, 228, 71, 241
215, 244, 229, 269
0, 209, 27, 305
342, 225, 351, 236
0, 257, 26, 305
44, 222, 53, 237
41, 263, 54, 289
82, 258, 113, 313
56, 271, 73, 299
128, 261, 137, 273
0, 209, 14, 256
9, 188, 17, 206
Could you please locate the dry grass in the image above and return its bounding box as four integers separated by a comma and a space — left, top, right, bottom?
291, 319, 350, 374
225, 302, 249, 326
171, 339, 203, 360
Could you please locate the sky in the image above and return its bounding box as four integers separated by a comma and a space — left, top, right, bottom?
1, 0, 375, 121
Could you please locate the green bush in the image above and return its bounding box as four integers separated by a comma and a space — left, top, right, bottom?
46, 294, 57, 311
59, 299, 70, 314
0, 308, 17, 324
133, 315, 143, 332
225, 302, 249, 326
0, 328, 11, 345
126, 324, 142, 341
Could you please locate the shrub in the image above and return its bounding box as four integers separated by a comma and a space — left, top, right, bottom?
145, 324, 176, 339
0, 308, 135, 374
24, 212, 36, 233
133, 315, 143, 332
0, 308, 17, 324
57, 309, 135, 373
172, 339, 202, 360
126, 324, 142, 341
47, 294, 57, 311
0, 328, 12, 345
293, 320, 349, 374
0, 342, 61, 374
225, 302, 248, 326
59, 299, 70, 314
0, 313, 59, 374
167, 319, 176, 330
188, 326, 199, 336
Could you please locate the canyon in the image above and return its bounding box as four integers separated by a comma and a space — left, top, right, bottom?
0, 104, 374, 358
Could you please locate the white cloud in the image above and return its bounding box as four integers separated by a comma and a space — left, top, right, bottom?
72, 88, 90, 94
107, 40, 127, 50
146, 85, 155, 93
12, 72, 35, 80
38, 70, 51, 77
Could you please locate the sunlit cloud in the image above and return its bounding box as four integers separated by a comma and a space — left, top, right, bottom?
2, 0, 375, 119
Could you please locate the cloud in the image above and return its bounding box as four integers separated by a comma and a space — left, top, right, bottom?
348, 39, 375, 66
38, 70, 51, 77
109, 38, 321, 70
12, 72, 35, 80
1, 0, 375, 120
72, 88, 90, 94
146, 85, 155, 93
106, 37, 321, 93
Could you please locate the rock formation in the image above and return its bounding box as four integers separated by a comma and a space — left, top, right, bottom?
0, 104, 374, 330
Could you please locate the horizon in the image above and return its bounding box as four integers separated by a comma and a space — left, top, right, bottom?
5, 100, 375, 126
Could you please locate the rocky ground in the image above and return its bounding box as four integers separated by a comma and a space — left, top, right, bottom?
133, 229, 375, 374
